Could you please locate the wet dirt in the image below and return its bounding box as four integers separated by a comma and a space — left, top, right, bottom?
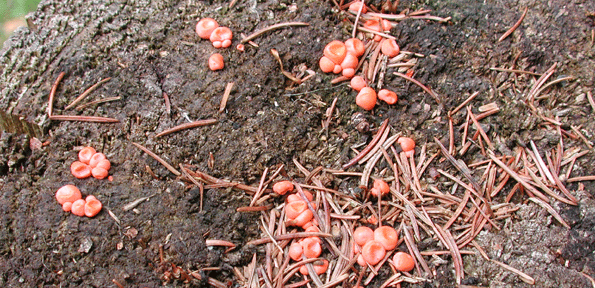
0, 0, 594, 287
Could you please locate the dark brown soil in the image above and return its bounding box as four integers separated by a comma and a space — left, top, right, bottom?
0, 0, 594, 287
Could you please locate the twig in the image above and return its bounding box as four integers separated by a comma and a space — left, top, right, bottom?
587, 91, 595, 112
488, 150, 550, 203
449, 91, 479, 116
75, 96, 121, 110
467, 106, 494, 150
393, 72, 440, 103
155, 119, 218, 137
241, 22, 309, 43
533, 76, 575, 99
566, 175, 595, 182
49, 115, 119, 123
489, 67, 542, 76
131, 142, 181, 176
352, 0, 365, 38
246, 232, 332, 246
356, 26, 397, 40
343, 118, 389, 169
570, 125, 594, 149
65, 77, 111, 110
163, 92, 171, 115
48, 72, 66, 117
219, 82, 235, 113
498, 7, 528, 42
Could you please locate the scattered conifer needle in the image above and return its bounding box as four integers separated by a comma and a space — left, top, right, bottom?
49, 115, 119, 123
499, 7, 528, 42
65, 77, 112, 110
48, 72, 66, 117
241, 22, 309, 43
155, 119, 218, 137
131, 142, 181, 176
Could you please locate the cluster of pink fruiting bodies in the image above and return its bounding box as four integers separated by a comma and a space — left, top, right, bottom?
273, 181, 329, 276
319, 2, 403, 111
196, 18, 234, 71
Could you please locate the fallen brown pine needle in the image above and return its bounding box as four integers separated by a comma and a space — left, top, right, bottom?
246, 232, 332, 246
75, 96, 121, 110
236, 205, 271, 212
49, 115, 119, 123
587, 91, 595, 112
155, 119, 218, 137
131, 142, 181, 176
489, 67, 542, 76
343, 118, 389, 169
219, 82, 234, 113
65, 77, 111, 110
393, 72, 440, 103
566, 175, 595, 183
241, 22, 309, 43
48, 72, 66, 117
498, 7, 528, 42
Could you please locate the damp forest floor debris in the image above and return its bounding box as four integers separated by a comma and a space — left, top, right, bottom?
1, 0, 595, 287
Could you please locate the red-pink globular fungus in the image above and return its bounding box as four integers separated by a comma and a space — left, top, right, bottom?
208, 53, 225, 71
196, 18, 219, 39
210, 27, 233, 48
56, 185, 82, 205
356, 87, 377, 111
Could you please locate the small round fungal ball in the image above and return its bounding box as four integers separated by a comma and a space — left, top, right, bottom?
361, 240, 386, 266
62, 202, 73, 212
398, 137, 415, 157
319, 56, 335, 73
196, 18, 219, 39
374, 226, 398, 250
354, 226, 375, 246
372, 178, 390, 196
378, 89, 398, 105
289, 242, 303, 261
78, 147, 96, 165
323, 40, 347, 65
273, 180, 294, 195
56, 185, 82, 205
92, 167, 109, 179
84, 197, 102, 217
71, 161, 92, 179
210, 27, 233, 48
89, 153, 107, 168
393, 252, 415, 272
381, 39, 400, 58
209, 53, 225, 71
350, 76, 367, 91
71, 199, 86, 217
356, 87, 377, 111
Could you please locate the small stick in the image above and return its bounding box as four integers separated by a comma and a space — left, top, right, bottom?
236, 205, 271, 212
155, 119, 218, 137
246, 232, 332, 246
343, 119, 389, 169
448, 116, 455, 155
241, 22, 309, 43
566, 175, 595, 182
180, 165, 204, 211
498, 7, 528, 42
570, 125, 594, 149
206, 239, 236, 252
393, 72, 440, 103
467, 106, 494, 150
487, 151, 550, 203
352, 0, 365, 38
131, 142, 181, 176
219, 82, 235, 113
48, 72, 66, 117
49, 115, 119, 123
587, 91, 595, 112
449, 91, 479, 116
65, 77, 111, 110
75, 96, 121, 110
163, 92, 171, 115
533, 76, 575, 99
490, 259, 535, 284
357, 26, 397, 40
529, 140, 556, 185
490, 67, 542, 76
